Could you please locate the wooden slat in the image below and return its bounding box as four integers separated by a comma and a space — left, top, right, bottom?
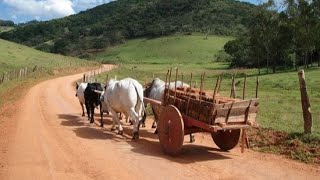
215, 114, 257, 124
215, 98, 259, 109
216, 106, 258, 118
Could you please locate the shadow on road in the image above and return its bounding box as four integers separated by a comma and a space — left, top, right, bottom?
58, 113, 231, 164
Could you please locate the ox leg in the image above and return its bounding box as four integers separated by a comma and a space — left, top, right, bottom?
139, 110, 146, 128
190, 134, 195, 143
110, 109, 123, 134
80, 102, 85, 117
85, 102, 90, 120
100, 103, 104, 127
90, 103, 95, 123
151, 107, 157, 129
129, 108, 140, 140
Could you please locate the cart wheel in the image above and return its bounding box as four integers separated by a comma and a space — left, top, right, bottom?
158, 105, 184, 156
212, 129, 240, 151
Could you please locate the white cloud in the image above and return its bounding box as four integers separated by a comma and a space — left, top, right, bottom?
3, 0, 76, 20
2, 0, 113, 21
72, 0, 113, 11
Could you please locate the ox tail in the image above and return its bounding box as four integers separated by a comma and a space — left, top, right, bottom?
132, 82, 145, 119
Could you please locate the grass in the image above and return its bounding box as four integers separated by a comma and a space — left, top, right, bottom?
0, 26, 13, 33
93, 34, 320, 163
0, 39, 98, 73
94, 34, 233, 64
0, 39, 100, 106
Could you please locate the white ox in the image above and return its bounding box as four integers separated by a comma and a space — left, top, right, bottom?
144, 78, 189, 126
75, 82, 88, 117
144, 78, 195, 142
100, 78, 145, 140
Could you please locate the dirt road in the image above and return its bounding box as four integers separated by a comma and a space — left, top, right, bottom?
0, 65, 319, 180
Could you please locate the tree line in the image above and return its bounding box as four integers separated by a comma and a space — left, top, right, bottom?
0, 20, 15, 27
224, 0, 320, 73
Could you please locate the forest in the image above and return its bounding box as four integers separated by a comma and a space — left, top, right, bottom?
224, 0, 320, 73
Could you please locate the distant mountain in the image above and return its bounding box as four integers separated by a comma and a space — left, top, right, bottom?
0, 0, 258, 57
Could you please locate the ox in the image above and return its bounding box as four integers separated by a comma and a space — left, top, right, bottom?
76, 82, 88, 117
144, 78, 195, 142
84, 83, 104, 126
100, 78, 145, 140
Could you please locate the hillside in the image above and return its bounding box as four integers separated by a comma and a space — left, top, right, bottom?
0, 0, 257, 57
94, 34, 232, 64
0, 39, 97, 73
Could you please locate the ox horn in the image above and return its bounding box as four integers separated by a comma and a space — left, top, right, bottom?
94, 90, 103, 94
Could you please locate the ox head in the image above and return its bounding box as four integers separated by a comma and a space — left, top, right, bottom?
144, 79, 155, 98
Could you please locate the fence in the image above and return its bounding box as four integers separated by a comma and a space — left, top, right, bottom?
0, 65, 38, 85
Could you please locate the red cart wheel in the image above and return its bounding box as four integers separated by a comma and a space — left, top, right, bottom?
211, 129, 240, 151
158, 105, 184, 156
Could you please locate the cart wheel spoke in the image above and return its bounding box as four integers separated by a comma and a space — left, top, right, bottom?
158, 105, 184, 156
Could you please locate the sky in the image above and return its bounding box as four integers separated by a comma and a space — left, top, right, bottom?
0, 0, 263, 24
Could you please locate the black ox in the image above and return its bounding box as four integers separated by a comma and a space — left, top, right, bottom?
84, 83, 104, 126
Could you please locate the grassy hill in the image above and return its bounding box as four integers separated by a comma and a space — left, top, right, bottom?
0, 39, 99, 106
0, 39, 97, 73
0, 26, 14, 33
0, 0, 257, 57
94, 34, 232, 64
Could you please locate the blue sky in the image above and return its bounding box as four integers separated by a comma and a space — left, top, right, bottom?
0, 0, 262, 24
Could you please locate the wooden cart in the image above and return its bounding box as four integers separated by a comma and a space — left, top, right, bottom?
144, 70, 259, 156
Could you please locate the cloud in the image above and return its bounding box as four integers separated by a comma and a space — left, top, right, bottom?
2, 0, 113, 21
3, 0, 75, 20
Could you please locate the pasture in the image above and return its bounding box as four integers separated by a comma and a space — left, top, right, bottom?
0, 26, 13, 33
0, 39, 99, 106
95, 35, 320, 162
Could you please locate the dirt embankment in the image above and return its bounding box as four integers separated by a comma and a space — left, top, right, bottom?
0, 65, 319, 180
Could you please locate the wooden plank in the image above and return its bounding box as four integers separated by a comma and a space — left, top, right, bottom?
216, 106, 258, 118
215, 114, 257, 124
144, 97, 162, 106
215, 98, 259, 109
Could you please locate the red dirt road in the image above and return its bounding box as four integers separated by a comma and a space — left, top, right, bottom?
0, 65, 319, 180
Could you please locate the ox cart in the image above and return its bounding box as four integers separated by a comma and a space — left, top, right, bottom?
144, 70, 259, 155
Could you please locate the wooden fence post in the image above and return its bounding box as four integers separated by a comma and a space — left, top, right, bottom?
298, 70, 312, 134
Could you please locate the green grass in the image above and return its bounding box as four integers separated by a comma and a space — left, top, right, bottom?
0, 39, 100, 106
0, 39, 97, 73
0, 26, 13, 33
94, 34, 233, 64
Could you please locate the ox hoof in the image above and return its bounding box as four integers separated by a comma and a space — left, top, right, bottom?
154, 129, 158, 134
100, 124, 104, 128
90, 120, 94, 124
111, 128, 116, 131
151, 125, 156, 128
141, 123, 146, 128
82, 114, 85, 117
132, 132, 139, 140
118, 131, 123, 135
190, 135, 195, 143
